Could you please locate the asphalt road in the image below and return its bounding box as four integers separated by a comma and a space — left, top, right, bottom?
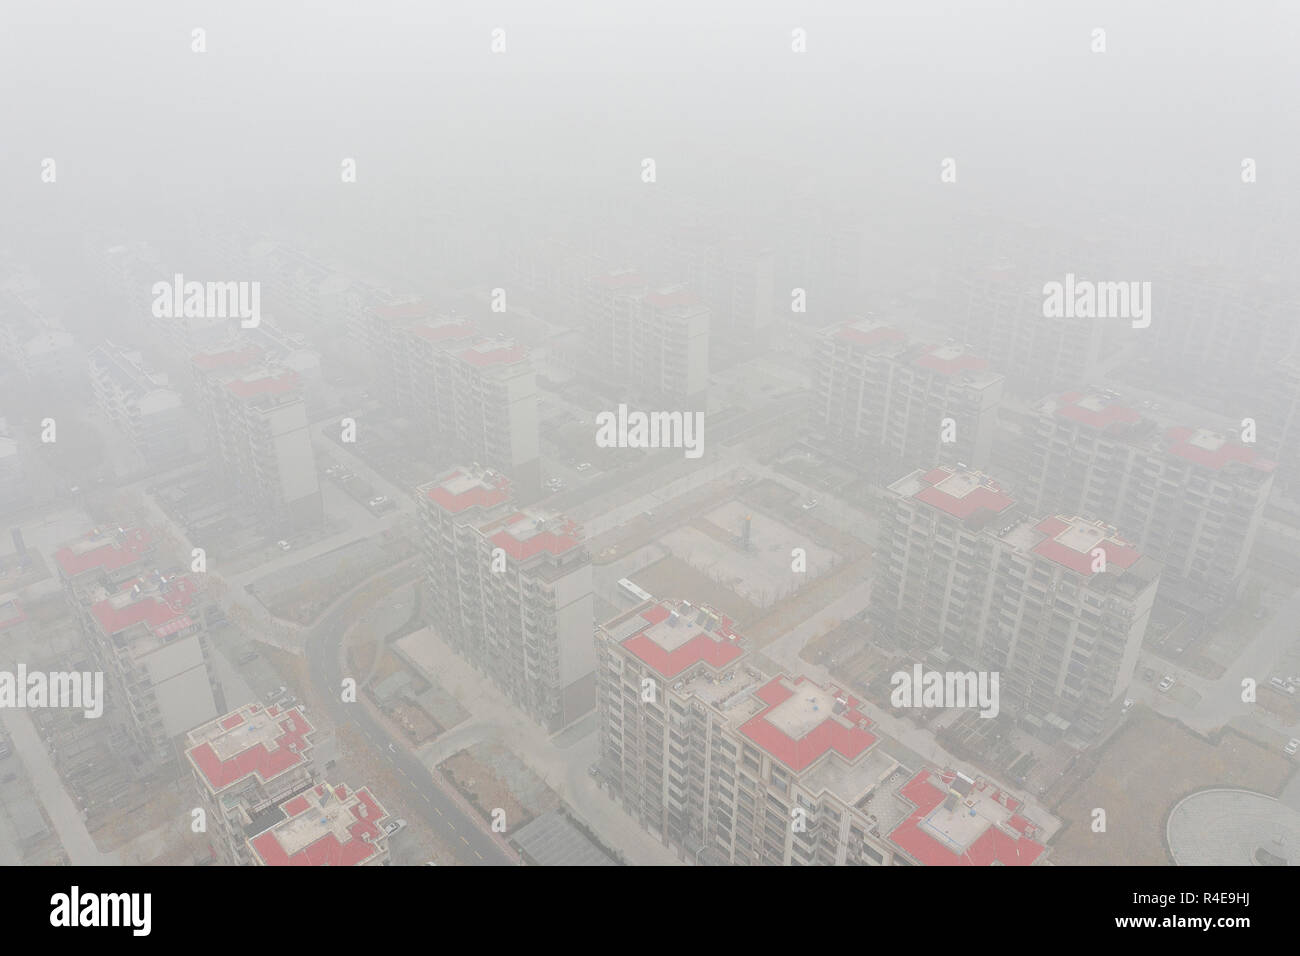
303, 574, 513, 866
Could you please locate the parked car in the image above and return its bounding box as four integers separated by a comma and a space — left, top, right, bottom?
277, 540, 291, 551
801, 498, 820, 510
383, 819, 408, 837
1157, 674, 1176, 693
576, 462, 592, 472
1286, 738, 1300, 756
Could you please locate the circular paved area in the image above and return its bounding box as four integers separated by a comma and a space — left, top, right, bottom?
1167, 788, 1300, 865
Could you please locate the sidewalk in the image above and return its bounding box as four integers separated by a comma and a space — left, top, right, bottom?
396, 626, 684, 866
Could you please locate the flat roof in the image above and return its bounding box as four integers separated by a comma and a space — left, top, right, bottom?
422, 466, 511, 514
616, 600, 745, 679
594, 269, 646, 290
738, 676, 878, 773
224, 367, 300, 399
248, 782, 388, 866
186, 703, 314, 793
192, 345, 264, 371
888, 769, 1047, 865
409, 320, 478, 345
802, 744, 899, 807
1046, 391, 1275, 474
372, 298, 432, 321
89, 574, 200, 647
512, 810, 618, 867
645, 285, 700, 309
1018, 515, 1142, 576
912, 342, 994, 380
830, 319, 907, 349
457, 341, 528, 368
54, 527, 153, 579
1164, 426, 1275, 473
484, 511, 583, 561
1050, 390, 1143, 430
892, 466, 1017, 521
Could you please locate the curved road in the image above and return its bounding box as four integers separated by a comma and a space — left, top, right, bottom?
303, 574, 513, 866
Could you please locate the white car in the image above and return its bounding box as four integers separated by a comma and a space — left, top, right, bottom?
576, 462, 592, 472
801, 498, 819, 510
383, 818, 408, 837
1157, 675, 1176, 693
277, 540, 291, 551
1286, 739, 1300, 756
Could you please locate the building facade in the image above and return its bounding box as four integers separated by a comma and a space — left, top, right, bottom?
1017, 390, 1273, 607
419, 465, 595, 730
872, 465, 1161, 740
595, 598, 1053, 864
813, 318, 1004, 476
191, 345, 322, 531
88, 341, 188, 469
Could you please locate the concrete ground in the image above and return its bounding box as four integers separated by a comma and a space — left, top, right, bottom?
397, 625, 683, 866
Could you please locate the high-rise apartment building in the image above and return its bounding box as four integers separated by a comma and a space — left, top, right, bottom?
1016, 390, 1274, 607
0, 290, 83, 394
813, 318, 1004, 476
88, 341, 189, 469
191, 345, 322, 531
419, 465, 594, 730
358, 301, 541, 491
872, 465, 1161, 740
945, 260, 1106, 397
53, 536, 223, 771
186, 703, 320, 864
595, 598, 1053, 864
584, 271, 710, 409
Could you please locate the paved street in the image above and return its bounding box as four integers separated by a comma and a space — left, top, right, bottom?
303, 571, 515, 866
